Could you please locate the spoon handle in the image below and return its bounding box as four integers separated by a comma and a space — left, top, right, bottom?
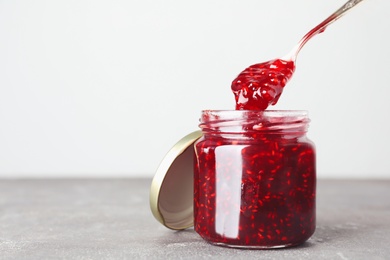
286, 0, 366, 61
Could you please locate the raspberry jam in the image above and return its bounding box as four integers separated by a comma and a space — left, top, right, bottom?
231, 59, 295, 110
194, 110, 316, 248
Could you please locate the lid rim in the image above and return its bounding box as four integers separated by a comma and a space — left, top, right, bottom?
149, 130, 202, 230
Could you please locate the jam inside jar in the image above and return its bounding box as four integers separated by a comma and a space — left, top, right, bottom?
194, 110, 316, 249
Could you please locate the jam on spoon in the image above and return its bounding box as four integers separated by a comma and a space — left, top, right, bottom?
231, 0, 365, 111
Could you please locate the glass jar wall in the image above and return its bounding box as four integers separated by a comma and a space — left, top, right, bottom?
194, 110, 316, 249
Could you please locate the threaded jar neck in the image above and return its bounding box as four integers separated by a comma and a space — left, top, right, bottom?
199, 110, 310, 137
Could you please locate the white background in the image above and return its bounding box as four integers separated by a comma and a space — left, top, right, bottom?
0, 0, 389, 179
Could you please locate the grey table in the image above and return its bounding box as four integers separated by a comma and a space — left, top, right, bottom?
0, 179, 389, 259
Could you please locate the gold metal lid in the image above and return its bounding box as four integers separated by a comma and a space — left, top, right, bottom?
150, 130, 202, 230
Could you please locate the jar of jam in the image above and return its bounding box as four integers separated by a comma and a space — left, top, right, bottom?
150, 110, 316, 249
193, 110, 316, 248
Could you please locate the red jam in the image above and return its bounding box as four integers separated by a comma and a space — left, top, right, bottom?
194, 110, 316, 248
194, 21, 315, 250
231, 59, 295, 110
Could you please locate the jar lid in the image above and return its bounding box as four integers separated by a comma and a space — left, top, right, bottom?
150, 130, 202, 230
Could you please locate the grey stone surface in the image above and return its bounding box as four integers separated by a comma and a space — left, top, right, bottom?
0, 178, 389, 259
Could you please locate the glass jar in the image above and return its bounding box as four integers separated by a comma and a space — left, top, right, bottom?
194, 110, 316, 249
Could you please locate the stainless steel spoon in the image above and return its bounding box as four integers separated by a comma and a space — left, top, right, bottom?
284, 0, 366, 62
231, 0, 366, 110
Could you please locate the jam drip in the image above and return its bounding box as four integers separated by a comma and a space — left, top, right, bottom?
231, 59, 295, 110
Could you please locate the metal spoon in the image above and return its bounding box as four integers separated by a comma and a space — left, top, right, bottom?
231, 0, 366, 110
284, 0, 366, 62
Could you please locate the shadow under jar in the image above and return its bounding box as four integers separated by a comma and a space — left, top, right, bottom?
194, 110, 316, 249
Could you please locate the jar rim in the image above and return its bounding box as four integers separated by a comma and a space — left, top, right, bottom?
199, 110, 310, 134
201, 110, 308, 116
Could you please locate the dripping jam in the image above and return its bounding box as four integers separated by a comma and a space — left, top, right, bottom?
231, 59, 295, 111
